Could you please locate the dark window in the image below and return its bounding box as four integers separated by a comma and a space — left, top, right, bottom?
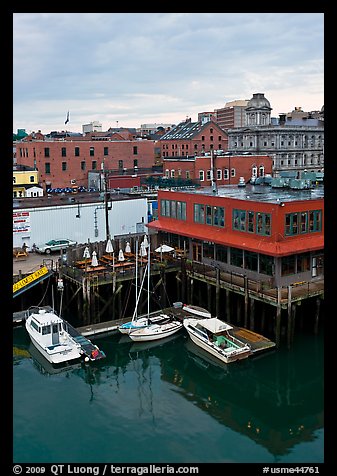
92, 161, 97, 170
133, 146, 138, 155
134, 159, 138, 167
90, 147, 95, 157
45, 163, 51, 174
216, 245, 227, 263
62, 162, 67, 171
30, 175, 35, 183
297, 252, 310, 272
244, 251, 258, 272
104, 147, 108, 156
44, 148, 50, 158
203, 242, 214, 259
260, 254, 273, 275
61, 147, 66, 157
81, 161, 86, 170
118, 160, 123, 169
230, 247, 243, 267
281, 256, 296, 276
75, 147, 80, 157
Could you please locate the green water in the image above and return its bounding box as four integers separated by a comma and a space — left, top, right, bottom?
13, 325, 324, 464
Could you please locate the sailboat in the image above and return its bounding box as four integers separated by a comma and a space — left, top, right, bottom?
118, 233, 183, 341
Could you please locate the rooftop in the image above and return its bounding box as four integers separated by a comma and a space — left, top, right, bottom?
13, 191, 144, 210
166, 184, 324, 204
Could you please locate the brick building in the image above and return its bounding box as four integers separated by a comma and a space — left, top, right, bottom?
15, 137, 157, 189
162, 153, 273, 185
160, 118, 228, 160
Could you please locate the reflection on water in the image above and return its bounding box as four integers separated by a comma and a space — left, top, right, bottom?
13, 325, 324, 463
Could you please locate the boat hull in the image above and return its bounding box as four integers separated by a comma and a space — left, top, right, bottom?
128, 321, 183, 342
187, 332, 250, 363
27, 333, 82, 364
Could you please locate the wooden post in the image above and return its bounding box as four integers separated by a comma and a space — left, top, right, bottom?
314, 297, 321, 335
226, 289, 230, 323
190, 278, 194, 304
236, 296, 242, 325
287, 285, 292, 349
291, 303, 297, 345
249, 298, 255, 330
261, 305, 265, 332
275, 287, 282, 347
215, 268, 220, 318
244, 276, 249, 328
207, 283, 212, 315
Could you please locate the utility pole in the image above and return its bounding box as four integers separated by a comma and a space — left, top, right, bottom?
104, 167, 110, 240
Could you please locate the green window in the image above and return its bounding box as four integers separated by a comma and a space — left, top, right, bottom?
309, 210, 322, 232
233, 209, 246, 231
256, 213, 271, 236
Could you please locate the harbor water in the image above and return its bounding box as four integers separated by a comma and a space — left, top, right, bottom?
13, 320, 324, 464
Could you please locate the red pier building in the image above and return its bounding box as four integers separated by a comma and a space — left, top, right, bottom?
148, 184, 324, 289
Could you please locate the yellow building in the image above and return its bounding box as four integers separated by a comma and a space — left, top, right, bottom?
13, 165, 43, 198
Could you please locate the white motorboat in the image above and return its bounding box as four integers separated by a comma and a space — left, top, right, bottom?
25, 308, 105, 365
128, 314, 183, 342
183, 317, 251, 364
182, 304, 211, 319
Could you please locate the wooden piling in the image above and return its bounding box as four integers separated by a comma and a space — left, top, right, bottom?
275, 287, 282, 347
314, 297, 321, 335
249, 297, 255, 330
215, 268, 220, 318
244, 276, 249, 328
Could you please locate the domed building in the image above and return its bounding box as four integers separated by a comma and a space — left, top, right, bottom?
227, 92, 324, 177
245, 93, 272, 126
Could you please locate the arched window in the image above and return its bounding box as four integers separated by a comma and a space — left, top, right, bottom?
259, 165, 265, 176
30, 175, 35, 182
251, 165, 257, 177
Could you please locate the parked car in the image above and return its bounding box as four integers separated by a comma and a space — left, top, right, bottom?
35, 239, 77, 254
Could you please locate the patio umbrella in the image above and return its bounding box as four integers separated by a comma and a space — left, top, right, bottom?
155, 245, 174, 253
105, 238, 114, 254
91, 250, 98, 267
118, 249, 125, 261
83, 246, 90, 259
143, 234, 149, 248
139, 241, 147, 257
125, 242, 131, 253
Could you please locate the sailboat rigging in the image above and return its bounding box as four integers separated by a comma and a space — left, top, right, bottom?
118, 233, 183, 341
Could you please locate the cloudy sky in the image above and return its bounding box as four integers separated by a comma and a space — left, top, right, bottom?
13, 12, 324, 134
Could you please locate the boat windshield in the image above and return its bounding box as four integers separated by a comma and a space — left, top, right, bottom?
42, 325, 51, 335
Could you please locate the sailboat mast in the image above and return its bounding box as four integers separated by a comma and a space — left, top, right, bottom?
135, 239, 138, 319
147, 232, 150, 318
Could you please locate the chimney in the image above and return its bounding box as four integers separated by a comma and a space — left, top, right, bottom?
279, 114, 286, 126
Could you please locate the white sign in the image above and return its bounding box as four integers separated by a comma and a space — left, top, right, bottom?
13, 211, 30, 233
